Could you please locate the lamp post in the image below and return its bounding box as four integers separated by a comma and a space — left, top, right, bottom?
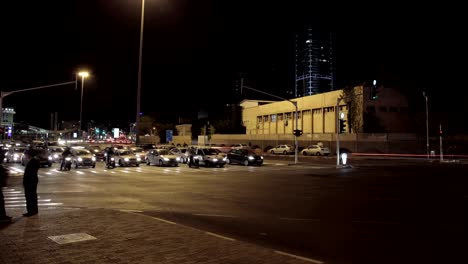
135, 0, 145, 144
78, 71, 89, 136
423, 92, 429, 159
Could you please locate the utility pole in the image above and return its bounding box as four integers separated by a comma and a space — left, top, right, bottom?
240, 78, 299, 164
423, 92, 429, 159
439, 123, 443, 161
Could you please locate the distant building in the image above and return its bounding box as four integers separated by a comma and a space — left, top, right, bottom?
0, 108, 16, 139
241, 86, 411, 135
294, 28, 334, 97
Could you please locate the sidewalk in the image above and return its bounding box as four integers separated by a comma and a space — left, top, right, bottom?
0, 208, 318, 264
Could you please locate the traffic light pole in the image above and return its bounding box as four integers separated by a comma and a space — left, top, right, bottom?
240, 81, 299, 164
0, 80, 77, 139
336, 97, 341, 166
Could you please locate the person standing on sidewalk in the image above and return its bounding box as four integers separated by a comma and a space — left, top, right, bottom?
0, 149, 12, 223
23, 149, 40, 217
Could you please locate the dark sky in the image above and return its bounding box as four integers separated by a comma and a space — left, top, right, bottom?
2, 1, 466, 129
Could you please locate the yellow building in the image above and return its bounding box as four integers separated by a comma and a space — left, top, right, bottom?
241, 86, 411, 135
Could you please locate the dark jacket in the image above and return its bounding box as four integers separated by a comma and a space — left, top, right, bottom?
23, 157, 40, 185
0, 165, 8, 187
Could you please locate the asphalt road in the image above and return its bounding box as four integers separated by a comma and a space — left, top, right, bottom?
4, 157, 468, 264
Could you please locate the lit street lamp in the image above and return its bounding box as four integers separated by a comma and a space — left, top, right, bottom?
78, 71, 89, 135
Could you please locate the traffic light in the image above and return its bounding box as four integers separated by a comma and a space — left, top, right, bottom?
339, 119, 347, 133
206, 126, 211, 135
369, 86, 378, 100
293, 129, 303, 136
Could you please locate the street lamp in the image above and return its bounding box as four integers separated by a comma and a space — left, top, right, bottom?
423, 91, 429, 159
135, 0, 145, 144
78, 71, 89, 135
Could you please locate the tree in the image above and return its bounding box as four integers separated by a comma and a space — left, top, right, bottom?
139, 116, 155, 136
342, 85, 364, 133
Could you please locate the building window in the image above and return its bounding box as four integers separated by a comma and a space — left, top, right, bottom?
263, 115, 269, 122
278, 114, 284, 121
257, 116, 262, 123
379, 106, 387, 112
324, 107, 334, 113
389, 107, 398, 112
285, 112, 292, 120
366, 106, 376, 113
294, 111, 301, 119
271, 114, 277, 122
303, 110, 311, 115
312, 108, 322, 114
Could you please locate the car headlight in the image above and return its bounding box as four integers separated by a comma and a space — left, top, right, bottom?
163, 157, 169, 161
14, 154, 19, 158
137, 157, 141, 161
213, 158, 218, 162
176, 157, 181, 161
78, 157, 83, 162
54, 154, 59, 158
124, 158, 129, 161
65, 157, 72, 161
223, 157, 227, 161
111, 157, 115, 161
248, 156, 255, 160
92, 157, 96, 161
260, 156, 263, 159
48, 156, 53, 160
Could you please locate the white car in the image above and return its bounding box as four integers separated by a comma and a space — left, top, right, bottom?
114, 149, 141, 167
146, 149, 179, 167
269, 144, 294, 154
302, 145, 330, 156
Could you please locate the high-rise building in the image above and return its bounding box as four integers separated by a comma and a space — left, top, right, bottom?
294, 28, 334, 97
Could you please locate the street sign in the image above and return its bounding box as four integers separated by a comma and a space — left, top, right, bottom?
166, 130, 173, 142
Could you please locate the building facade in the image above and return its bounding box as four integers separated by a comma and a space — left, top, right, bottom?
241, 86, 411, 135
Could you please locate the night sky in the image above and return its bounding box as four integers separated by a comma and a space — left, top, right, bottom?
2, 1, 466, 131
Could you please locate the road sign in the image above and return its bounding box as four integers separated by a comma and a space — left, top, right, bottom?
166, 130, 173, 142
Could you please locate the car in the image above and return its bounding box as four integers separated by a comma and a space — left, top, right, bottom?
226, 149, 263, 166
169, 147, 188, 163
301, 145, 330, 156
146, 149, 179, 167
70, 148, 96, 168
187, 147, 227, 168
5, 146, 26, 163
114, 149, 140, 167
20, 148, 53, 167
129, 147, 147, 163
48, 146, 66, 163
86, 145, 104, 161
230, 143, 250, 149
269, 144, 294, 155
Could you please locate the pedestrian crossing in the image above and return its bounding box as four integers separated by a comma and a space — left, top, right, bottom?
2, 187, 63, 208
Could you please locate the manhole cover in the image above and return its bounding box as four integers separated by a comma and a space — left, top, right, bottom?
48, 233, 97, 244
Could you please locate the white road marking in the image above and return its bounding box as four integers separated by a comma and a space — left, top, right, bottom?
119, 209, 143, 213
151, 216, 177, 225
3, 191, 21, 194
193, 213, 237, 218
205, 232, 236, 241
6, 202, 63, 207
274, 250, 324, 264
6, 199, 50, 203
51, 191, 84, 193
